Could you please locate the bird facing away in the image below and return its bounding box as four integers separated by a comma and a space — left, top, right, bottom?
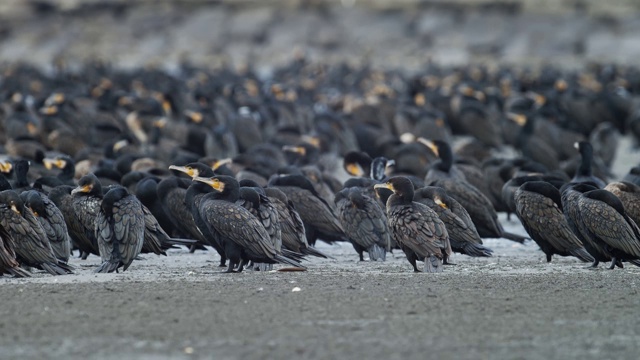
514, 181, 593, 263
335, 186, 390, 261
95, 186, 145, 273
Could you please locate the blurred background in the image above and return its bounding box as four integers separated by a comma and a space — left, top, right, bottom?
1, 0, 640, 74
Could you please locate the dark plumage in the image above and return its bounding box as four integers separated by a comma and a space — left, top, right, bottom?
514, 181, 593, 262
20, 190, 71, 262
375, 176, 451, 273
95, 186, 145, 273
192, 175, 303, 273
0, 190, 73, 275
605, 182, 640, 227
572, 141, 606, 188
335, 186, 390, 261
576, 189, 640, 269
66, 174, 104, 259
269, 174, 347, 246
0, 226, 31, 277
413, 186, 492, 257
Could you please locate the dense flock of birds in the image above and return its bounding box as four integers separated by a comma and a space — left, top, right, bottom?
1, 60, 640, 277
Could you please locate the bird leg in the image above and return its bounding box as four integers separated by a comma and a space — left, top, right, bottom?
585, 260, 599, 269
608, 258, 617, 270
224, 261, 237, 273
218, 256, 227, 268
424, 255, 443, 273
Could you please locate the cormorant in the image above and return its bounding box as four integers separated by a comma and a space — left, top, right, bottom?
413, 186, 492, 257
335, 186, 390, 261
20, 190, 71, 262
95, 186, 145, 273
0, 190, 73, 275
514, 181, 593, 262
374, 176, 451, 273
192, 175, 303, 273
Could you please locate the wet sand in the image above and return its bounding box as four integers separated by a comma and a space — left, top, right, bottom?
1, 213, 640, 360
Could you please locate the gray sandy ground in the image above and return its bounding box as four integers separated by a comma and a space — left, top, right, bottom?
1, 212, 640, 360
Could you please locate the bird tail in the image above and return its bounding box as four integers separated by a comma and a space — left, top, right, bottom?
501, 231, 529, 244
569, 247, 595, 263
42, 261, 73, 275
462, 243, 494, 257
281, 249, 305, 262
629, 259, 640, 267
368, 244, 387, 261
424, 255, 443, 273
9, 266, 31, 278
274, 254, 306, 269
164, 238, 198, 247
95, 261, 120, 273
300, 246, 334, 259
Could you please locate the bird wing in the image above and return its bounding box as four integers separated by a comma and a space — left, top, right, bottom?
278, 186, 345, 239
337, 195, 390, 250
71, 196, 102, 254
199, 199, 276, 259
579, 197, 640, 257
388, 202, 449, 259
0, 206, 57, 266
112, 196, 145, 268
516, 191, 584, 253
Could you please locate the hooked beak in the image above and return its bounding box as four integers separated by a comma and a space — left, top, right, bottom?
192, 176, 224, 192
169, 165, 196, 178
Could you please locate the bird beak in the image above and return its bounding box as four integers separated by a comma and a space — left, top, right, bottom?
345, 163, 365, 177
417, 138, 439, 157
212, 158, 232, 171
113, 139, 129, 152
43, 158, 63, 170
10, 203, 20, 215
574, 142, 580, 150
71, 185, 92, 194
0, 162, 12, 173
193, 176, 224, 192
169, 165, 196, 178
374, 183, 394, 192
434, 198, 448, 209
506, 112, 527, 126
185, 110, 203, 124
282, 145, 306, 156
301, 135, 321, 148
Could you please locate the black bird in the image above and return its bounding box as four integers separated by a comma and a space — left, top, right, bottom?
571, 141, 607, 188
42, 155, 76, 186
192, 175, 303, 273
605, 182, 640, 226
561, 182, 614, 268
95, 186, 145, 273
576, 188, 640, 269
263, 187, 330, 259
20, 190, 71, 262
374, 176, 451, 273
0, 190, 73, 275
68, 174, 104, 258
269, 174, 347, 246
238, 180, 283, 270
514, 181, 593, 262
0, 226, 31, 277
424, 140, 527, 243
622, 166, 640, 187
413, 186, 493, 257
335, 186, 390, 261
168, 163, 228, 262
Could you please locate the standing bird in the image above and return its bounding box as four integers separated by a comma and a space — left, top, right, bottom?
67, 174, 104, 258
375, 177, 451, 273
0, 190, 73, 275
192, 175, 303, 273
424, 140, 527, 243
269, 174, 347, 246
576, 188, 640, 269
335, 186, 390, 261
20, 190, 71, 262
413, 186, 493, 257
94, 186, 145, 273
514, 181, 593, 262
0, 226, 31, 277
